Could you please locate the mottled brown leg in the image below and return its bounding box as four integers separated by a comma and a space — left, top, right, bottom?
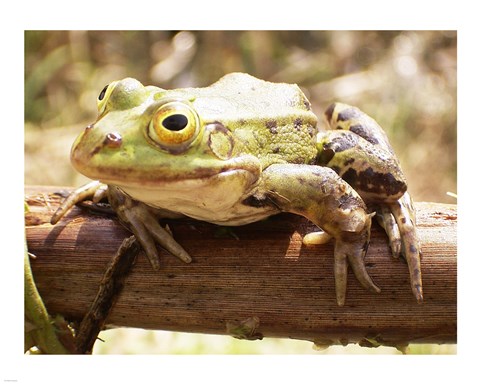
319, 103, 423, 302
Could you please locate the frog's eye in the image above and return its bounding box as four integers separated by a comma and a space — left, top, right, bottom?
97, 81, 119, 114
147, 101, 200, 152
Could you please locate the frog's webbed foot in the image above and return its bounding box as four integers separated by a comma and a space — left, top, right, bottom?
375, 192, 423, 302
303, 228, 381, 305
51, 181, 108, 224
106, 186, 192, 269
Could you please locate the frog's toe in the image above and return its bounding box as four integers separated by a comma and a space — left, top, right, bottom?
124, 208, 192, 268
141, 213, 192, 264
388, 193, 423, 303
92, 183, 109, 203
302, 231, 332, 246
375, 208, 402, 258
348, 253, 381, 295
334, 240, 380, 306
333, 246, 348, 306
123, 212, 162, 270
51, 180, 103, 224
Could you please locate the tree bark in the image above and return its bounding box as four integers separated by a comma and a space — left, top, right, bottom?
25, 185, 457, 348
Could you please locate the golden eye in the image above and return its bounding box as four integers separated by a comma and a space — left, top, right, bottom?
96, 81, 118, 114
147, 101, 200, 151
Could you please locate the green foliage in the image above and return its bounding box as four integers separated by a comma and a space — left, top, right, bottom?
24, 241, 75, 354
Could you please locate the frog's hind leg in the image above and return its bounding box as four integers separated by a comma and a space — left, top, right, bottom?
318, 103, 408, 203
319, 102, 423, 302
324, 102, 396, 156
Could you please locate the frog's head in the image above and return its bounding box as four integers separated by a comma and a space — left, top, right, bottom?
71, 78, 262, 192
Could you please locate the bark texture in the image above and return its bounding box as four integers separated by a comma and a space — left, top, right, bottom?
25, 186, 457, 348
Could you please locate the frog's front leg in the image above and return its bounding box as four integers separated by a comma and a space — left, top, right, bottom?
318, 102, 423, 302
104, 186, 192, 268
51, 182, 192, 269
248, 164, 380, 306
50, 181, 108, 224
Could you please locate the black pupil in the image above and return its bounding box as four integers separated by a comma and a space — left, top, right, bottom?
162, 114, 188, 131
98, 85, 109, 101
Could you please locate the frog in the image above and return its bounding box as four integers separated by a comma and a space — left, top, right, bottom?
51, 72, 422, 306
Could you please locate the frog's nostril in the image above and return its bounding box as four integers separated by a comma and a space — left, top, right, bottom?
103, 132, 123, 148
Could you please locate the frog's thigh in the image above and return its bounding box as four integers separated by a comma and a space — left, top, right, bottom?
255, 164, 380, 305
317, 130, 407, 203
324, 102, 394, 155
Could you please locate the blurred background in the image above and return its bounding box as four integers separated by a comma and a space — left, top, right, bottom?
24, 30, 457, 354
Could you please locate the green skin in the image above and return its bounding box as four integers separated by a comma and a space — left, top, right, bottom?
52, 73, 422, 306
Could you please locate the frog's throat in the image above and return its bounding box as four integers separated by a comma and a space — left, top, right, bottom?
112, 167, 272, 226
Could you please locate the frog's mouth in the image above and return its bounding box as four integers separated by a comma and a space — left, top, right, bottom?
121, 167, 254, 194
73, 148, 262, 186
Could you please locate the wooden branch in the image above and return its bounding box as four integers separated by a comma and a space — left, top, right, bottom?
25, 186, 457, 348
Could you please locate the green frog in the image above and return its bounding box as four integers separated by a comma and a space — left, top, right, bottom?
51, 73, 422, 306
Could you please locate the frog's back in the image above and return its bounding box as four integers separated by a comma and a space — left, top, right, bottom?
172, 73, 319, 166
